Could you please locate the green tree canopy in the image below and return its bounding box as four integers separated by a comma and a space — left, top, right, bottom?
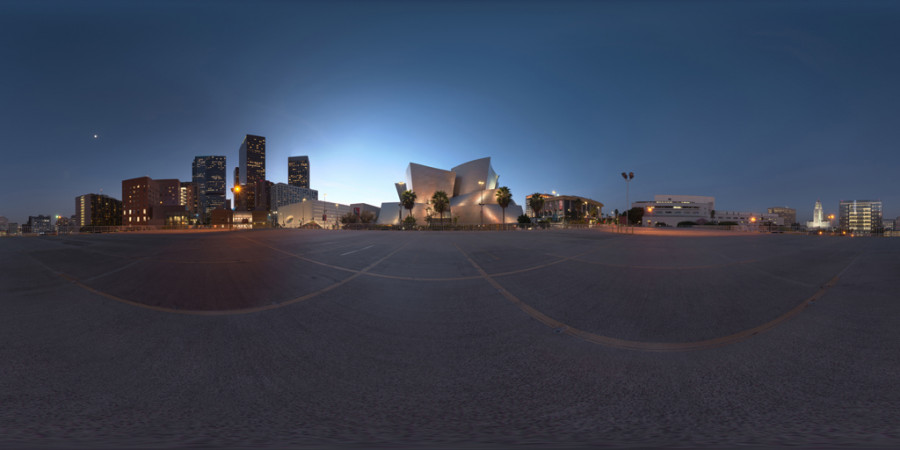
400, 190, 417, 218
431, 190, 450, 229
528, 193, 545, 219
495, 186, 512, 224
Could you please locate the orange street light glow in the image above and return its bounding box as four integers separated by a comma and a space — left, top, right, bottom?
750, 217, 757, 223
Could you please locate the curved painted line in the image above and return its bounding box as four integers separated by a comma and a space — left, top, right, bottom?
144, 254, 296, 264
565, 256, 764, 271
243, 235, 609, 281
46, 241, 411, 316
454, 243, 861, 352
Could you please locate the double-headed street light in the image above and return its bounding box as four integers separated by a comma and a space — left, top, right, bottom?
621, 172, 634, 226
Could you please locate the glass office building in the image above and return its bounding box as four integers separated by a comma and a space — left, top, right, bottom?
288, 156, 310, 188
192, 155, 227, 221
839, 200, 883, 233
239, 135, 266, 210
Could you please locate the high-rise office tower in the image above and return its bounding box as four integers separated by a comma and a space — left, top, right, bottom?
288, 156, 310, 188
192, 156, 226, 222
239, 134, 266, 210
255, 179, 274, 211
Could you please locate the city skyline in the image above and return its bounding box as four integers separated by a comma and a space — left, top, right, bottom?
2, 1, 899, 223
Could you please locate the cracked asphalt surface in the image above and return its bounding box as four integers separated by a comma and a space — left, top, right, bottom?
2, 229, 898, 448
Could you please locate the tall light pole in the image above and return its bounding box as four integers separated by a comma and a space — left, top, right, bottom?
478, 180, 485, 227
621, 172, 634, 227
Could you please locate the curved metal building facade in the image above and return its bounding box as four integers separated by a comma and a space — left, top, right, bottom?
377, 157, 523, 225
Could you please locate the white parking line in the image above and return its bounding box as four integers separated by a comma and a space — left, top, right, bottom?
340, 245, 373, 256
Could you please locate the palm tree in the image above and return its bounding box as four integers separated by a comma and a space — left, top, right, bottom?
495, 186, 512, 224
528, 193, 545, 220
400, 190, 417, 225
431, 190, 450, 230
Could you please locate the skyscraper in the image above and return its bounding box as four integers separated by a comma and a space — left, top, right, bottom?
288, 156, 310, 188
239, 134, 266, 210
192, 155, 226, 222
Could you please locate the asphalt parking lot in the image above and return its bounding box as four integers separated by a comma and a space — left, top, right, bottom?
2, 228, 898, 448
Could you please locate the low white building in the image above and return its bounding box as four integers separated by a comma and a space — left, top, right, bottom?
632, 195, 714, 227
633, 195, 782, 227
270, 183, 318, 210
275, 199, 351, 229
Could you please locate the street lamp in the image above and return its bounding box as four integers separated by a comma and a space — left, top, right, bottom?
478, 180, 485, 226
301, 197, 307, 226
621, 172, 634, 227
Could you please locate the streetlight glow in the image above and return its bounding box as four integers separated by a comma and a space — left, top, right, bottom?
478, 181, 485, 226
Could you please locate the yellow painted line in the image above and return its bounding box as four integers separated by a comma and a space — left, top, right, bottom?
455, 244, 861, 352
48, 241, 410, 316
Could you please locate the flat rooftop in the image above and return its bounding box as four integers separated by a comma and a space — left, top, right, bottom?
2, 229, 898, 447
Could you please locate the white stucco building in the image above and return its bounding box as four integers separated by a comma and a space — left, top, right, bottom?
633, 195, 782, 227
275, 199, 352, 229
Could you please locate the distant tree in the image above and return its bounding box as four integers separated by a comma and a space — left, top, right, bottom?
529, 193, 545, 220
627, 207, 644, 225
431, 190, 450, 229
403, 214, 417, 228
359, 210, 376, 224
517, 214, 531, 224
340, 212, 359, 224
495, 186, 512, 224
400, 190, 417, 224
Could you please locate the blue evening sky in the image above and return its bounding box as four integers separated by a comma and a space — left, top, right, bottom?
2, 0, 899, 224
